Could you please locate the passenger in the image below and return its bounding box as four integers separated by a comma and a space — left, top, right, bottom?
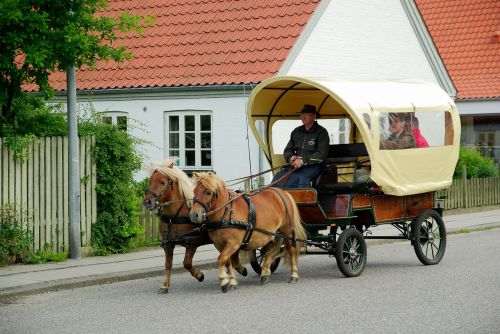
272, 104, 329, 188
379, 112, 416, 150
405, 116, 429, 148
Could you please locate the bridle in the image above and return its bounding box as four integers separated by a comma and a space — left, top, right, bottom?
145, 171, 174, 207
192, 188, 218, 213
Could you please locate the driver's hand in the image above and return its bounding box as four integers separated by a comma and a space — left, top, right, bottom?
292, 157, 304, 169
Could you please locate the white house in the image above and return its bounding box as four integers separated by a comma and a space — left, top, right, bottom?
48, 0, 455, 182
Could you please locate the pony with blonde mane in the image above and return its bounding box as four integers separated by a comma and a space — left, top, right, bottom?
143, 159, 246, 294
190, 171, 307, 292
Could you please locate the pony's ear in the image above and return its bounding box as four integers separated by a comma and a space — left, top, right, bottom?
208, 171, 214, 176
167, 161, 174, 168
193, 172, 199, 179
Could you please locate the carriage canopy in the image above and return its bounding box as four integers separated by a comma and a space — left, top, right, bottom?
247, 76, 461, 196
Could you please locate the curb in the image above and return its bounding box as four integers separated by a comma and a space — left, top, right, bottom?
0, 261, 217, 303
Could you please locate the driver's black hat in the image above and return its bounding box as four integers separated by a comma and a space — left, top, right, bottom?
299, 104, 319, 117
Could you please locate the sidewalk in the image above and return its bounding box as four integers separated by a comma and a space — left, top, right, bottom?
1, 208, 500, 301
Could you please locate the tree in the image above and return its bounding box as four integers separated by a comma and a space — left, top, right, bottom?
0, 0, 146, 123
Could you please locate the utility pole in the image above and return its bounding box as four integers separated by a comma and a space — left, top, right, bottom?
67, 66, 81, 259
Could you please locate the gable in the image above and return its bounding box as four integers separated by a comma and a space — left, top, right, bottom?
281, 0, 455, 96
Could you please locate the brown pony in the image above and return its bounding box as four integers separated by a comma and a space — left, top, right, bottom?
189, 172, 307, 292
142, 159, 246, 294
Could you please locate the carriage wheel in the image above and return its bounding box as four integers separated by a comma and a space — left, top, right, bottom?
411, 209, 446, 265
249, 247, 281, 275
335, 227, 367, 277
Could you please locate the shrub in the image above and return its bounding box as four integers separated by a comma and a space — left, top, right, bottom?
454, 147, 499, 179
79, 115, 143, 254
0, 205, 34, 266
0, 204, 68, 266
0, 94, 67, 137
0, 94, 67, 160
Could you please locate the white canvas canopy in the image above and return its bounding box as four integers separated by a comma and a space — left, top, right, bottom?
247, 76, 461, 196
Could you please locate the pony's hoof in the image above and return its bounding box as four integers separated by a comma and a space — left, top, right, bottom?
158, 287, 169, 294
221, 283, 230, 293
288, 277, 298, 284
260, 275, 270, 285
229, 284, 237, 291
197, 273, 205, 282
241, 268, 248, 277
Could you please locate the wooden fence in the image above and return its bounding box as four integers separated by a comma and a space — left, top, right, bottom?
436, 175, 500, 210
135, 209, 162, 244
0, 137, 96, 252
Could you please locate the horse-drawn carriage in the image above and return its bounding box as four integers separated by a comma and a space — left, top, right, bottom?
246, 76, 460, 277
143, 76, 460, 293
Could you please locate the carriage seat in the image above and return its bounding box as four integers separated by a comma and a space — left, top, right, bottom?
314, 143, 372, 193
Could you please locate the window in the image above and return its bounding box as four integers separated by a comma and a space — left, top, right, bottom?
271, 118, 351, 153
100, 111, 128, 131
379, 111, 453, 150
165, 111, 212, 169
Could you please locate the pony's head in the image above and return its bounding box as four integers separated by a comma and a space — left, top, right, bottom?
142, 158, 194, 210
189, 171, 226, 223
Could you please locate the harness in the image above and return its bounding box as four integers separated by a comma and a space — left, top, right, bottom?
156, 201, 210, 249
203, 193, 257, 249
201, 191, 300, 249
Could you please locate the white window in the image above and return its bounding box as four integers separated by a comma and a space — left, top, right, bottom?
165, 111, 212, 169
100, 111, 128, 131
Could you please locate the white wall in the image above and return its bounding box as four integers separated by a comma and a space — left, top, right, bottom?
75, 90, 262, 186
283, 0, 440, 84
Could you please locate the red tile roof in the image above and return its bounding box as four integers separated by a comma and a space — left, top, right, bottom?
416, 0, 500, 100
46, 0, 321, 92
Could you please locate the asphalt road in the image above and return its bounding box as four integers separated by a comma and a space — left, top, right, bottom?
1, 229, 499, 334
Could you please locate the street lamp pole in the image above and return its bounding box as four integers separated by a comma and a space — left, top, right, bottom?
67, 66, 81, 259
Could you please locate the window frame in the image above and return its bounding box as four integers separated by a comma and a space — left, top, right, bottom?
99, 111, 128, 131
164, 110, 212, 170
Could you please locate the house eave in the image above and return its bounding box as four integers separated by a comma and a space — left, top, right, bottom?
52, 84, 255, 101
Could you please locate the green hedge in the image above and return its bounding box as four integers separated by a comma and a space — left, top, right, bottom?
454, 147, 499, 179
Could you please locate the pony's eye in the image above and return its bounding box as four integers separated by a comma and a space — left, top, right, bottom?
205, 191, 212, 196
159, 181, 165, 185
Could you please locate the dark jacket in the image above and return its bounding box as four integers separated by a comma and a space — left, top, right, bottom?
283, 122, 329, 165
380, 128, 416, 150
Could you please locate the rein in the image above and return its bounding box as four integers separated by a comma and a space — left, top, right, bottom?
199, 166, 296, 218
226, 163, 289, 187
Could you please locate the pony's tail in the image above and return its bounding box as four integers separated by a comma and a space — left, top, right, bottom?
287, 192, 307, 251
280, 192, 307, 265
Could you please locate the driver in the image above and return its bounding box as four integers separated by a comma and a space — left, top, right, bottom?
272, 104, 329, 188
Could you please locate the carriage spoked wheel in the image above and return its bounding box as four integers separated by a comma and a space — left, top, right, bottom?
411, 209, 446, 265
249, 247, 281, 275
335, 227, 367, 277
